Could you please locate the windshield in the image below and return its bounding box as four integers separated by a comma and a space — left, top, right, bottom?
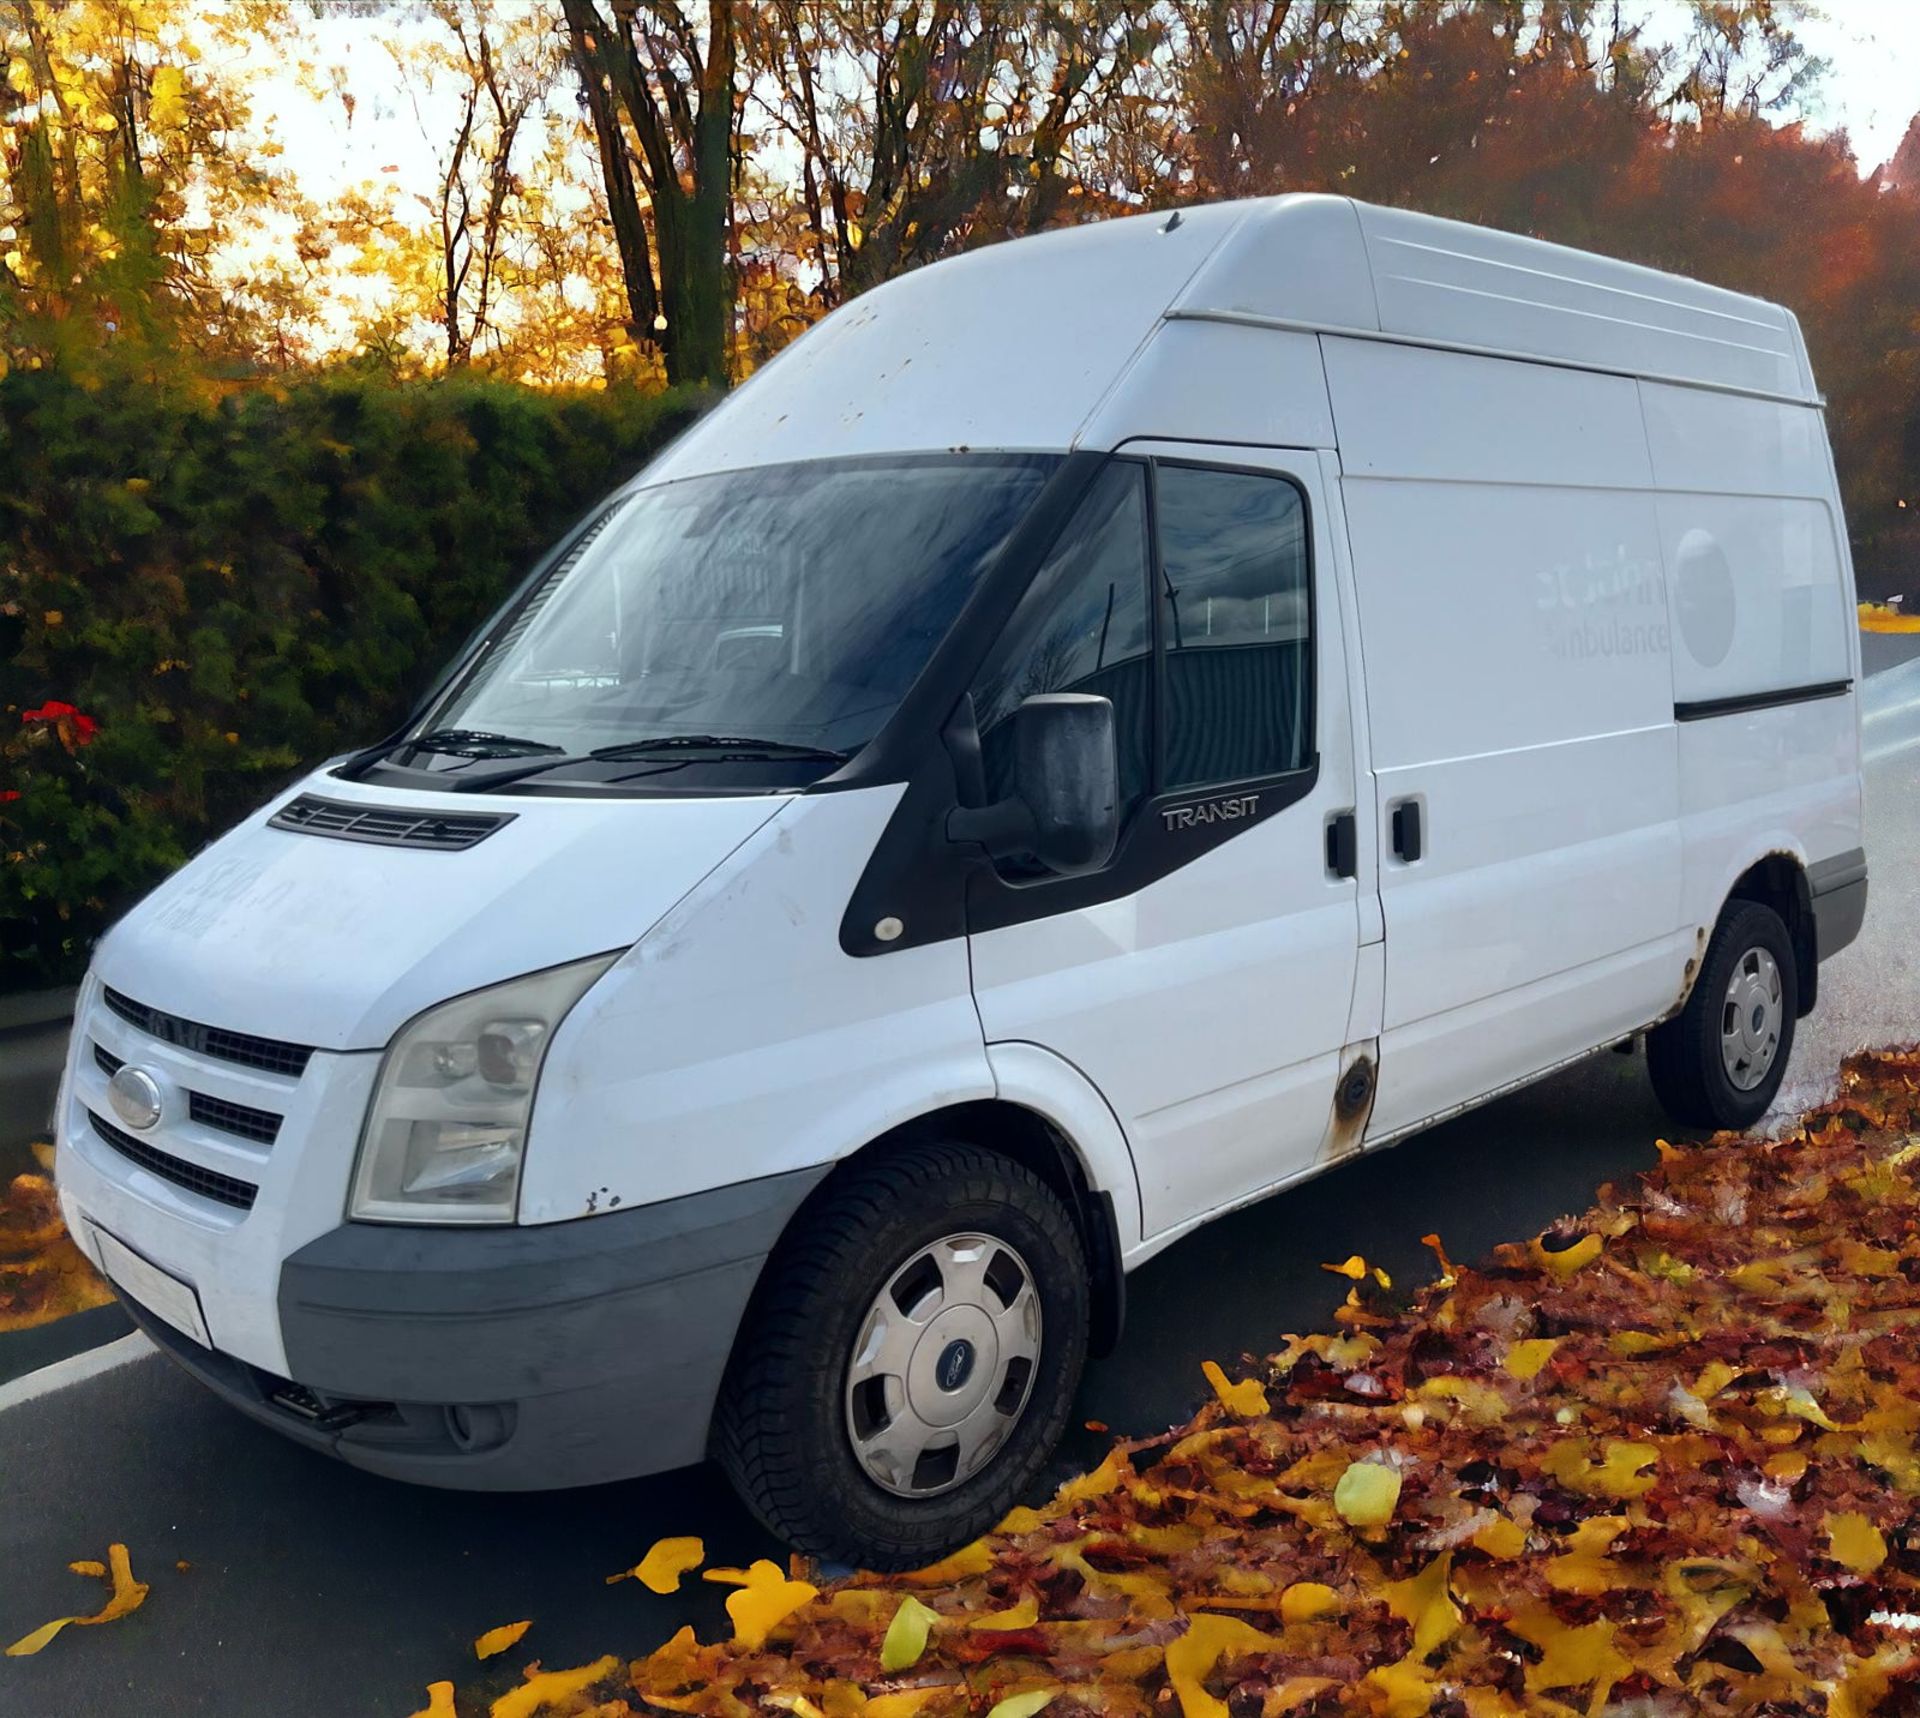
412, 453, 1061, 777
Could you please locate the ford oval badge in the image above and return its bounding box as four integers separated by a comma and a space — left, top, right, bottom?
107, 1065, 165, 1132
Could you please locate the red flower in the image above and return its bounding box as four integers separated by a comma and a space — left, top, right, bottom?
21, 701, 98, 746
0, 789, 18, 802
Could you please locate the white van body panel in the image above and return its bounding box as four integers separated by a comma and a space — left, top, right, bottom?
983, 1042, 1145, 1259
1324, 336, 1685, 1139
517, 786, 996, 1222
643, 203, 1258, 483
90, 775, 779, 1052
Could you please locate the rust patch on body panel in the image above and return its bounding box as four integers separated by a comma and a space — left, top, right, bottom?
1328, 1054, 1376, 1161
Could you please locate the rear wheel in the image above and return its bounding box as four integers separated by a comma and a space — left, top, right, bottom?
1648, 899, 1797, 1131
713, 1140, 1089, 1570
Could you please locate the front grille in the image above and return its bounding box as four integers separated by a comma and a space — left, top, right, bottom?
101, 988, 313, 1079
94, 1042, 283, 1146
269, 794, 513, 852
187, 1092, 281, 1146
86, 1110, 258, 1212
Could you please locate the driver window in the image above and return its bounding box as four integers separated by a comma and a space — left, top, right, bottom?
970, 462, 1153, 846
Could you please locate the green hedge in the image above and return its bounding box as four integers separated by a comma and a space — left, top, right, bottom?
0, 372, 711, 989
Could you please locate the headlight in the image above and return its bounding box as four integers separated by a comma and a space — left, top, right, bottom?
349, 954, 617, 1224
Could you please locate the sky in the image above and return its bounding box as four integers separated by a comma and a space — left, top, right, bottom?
1761, 0, 1920, 168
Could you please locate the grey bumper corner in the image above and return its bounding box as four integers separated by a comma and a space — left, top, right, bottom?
143, 1165, 830, 1491
1810, 847, 1869, 965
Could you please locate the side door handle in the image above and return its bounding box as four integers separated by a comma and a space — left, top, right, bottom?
1325, 810, 1358, 879
1390, 799, 1423, 864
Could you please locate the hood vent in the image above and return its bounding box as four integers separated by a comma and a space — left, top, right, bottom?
269, 794, 513, 852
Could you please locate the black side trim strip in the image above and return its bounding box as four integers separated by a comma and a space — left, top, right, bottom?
1674, 680, 1852, 722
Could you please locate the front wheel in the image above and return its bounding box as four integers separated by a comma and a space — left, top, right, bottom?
713, 1140, 1090, 1570
1648, 899, 1798, 1131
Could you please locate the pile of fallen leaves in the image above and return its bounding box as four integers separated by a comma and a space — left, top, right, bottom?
1859, 604, 1920, 635
0, 1140, 113, 1333
511, 1046, 1920, 1718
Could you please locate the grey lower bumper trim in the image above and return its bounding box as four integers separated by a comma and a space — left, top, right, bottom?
1814, 876, 1868, 964
230, 1164, 832, 1487
1810, 846, 1869, 964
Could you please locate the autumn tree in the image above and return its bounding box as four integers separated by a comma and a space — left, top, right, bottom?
334, 3, 571, 372
746, 1, 1166, 307
560, 0, 740, 388
0, 0, 321, 375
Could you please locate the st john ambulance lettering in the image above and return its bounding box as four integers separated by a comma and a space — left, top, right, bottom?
1163, 793, 1261, 832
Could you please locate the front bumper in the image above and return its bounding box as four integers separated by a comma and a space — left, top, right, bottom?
128, 1166, 827, 1489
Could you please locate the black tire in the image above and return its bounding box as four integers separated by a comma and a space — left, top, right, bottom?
1647, 899, 1798, 1131
713, 1140, 1090, 1570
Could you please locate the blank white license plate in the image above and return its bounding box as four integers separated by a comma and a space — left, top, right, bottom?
92, 1226, 212, 1350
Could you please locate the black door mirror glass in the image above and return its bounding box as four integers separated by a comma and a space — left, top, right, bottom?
949, 693, 1119, 877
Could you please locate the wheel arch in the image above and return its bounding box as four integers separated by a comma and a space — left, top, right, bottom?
743, 1092, 1133, 1372
1722, 850, 1817, 1018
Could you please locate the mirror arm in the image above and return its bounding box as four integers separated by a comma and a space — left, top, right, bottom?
946, 797, 1036, 858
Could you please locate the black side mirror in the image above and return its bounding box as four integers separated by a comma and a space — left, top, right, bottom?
948, 694, 1119, 876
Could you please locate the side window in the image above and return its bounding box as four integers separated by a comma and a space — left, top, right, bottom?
1157, 465, 1311, 790
972, 462, 1153, 835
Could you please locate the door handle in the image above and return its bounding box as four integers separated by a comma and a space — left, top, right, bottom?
1390, 799, 1423, 863
1325, 810, 1357, 879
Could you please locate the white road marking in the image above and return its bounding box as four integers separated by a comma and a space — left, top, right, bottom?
0, 1331, 155, 1414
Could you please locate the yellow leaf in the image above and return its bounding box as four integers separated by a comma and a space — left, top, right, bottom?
6, 1543, 148, 1657
1545, 1517, 1630, 1595
1279, 1581, 1342, 1623
1538, 1439, 1658, 1499
701, 1566, 753, 1586
490, 1655, 620, 1718
1166, 1614, 1280, 1718
985, 1691, 1058, 1718
1827, 1512, 1888, 1573
1201, 1359, 1269, 1417
409, 1683, 458, 1718
5, 1618, 75, 1658
1530, 1233, 1603, 1277
148, 65, 187, 130
1509, 1611, 1629, 1709
1324, 1255, 1368, 1279
866, 1693, 940, 1718
474, 1620, 531, 1660
725, 1560, 818, 1651
1359, 1656, 1437, 1717
1333, 1460, 1401, 1527
1416, 1376, 1507, 1425
1505, 1338, 1560, 1381
1383, 1554, 1459, 1657
880, 1594, 940, 1670
969, 1593, 1040, 1630
43, 610, 62, 627
902, 1537, 994, 1582
1055, 1446, 1130, 1506
1471, 1516, 1527, 1559
612, 1535, 704, 1594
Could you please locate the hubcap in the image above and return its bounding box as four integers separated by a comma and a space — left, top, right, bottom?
1720, 945, 1784, 1092
844, 1232, 1042, 1498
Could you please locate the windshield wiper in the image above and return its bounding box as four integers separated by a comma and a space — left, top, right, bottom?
588, 734, 851, 765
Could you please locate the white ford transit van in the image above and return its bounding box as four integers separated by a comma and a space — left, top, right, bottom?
55, 196, 1867, 1569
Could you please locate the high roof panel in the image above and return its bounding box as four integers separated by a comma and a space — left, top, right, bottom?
1174, 196, 1817, 403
